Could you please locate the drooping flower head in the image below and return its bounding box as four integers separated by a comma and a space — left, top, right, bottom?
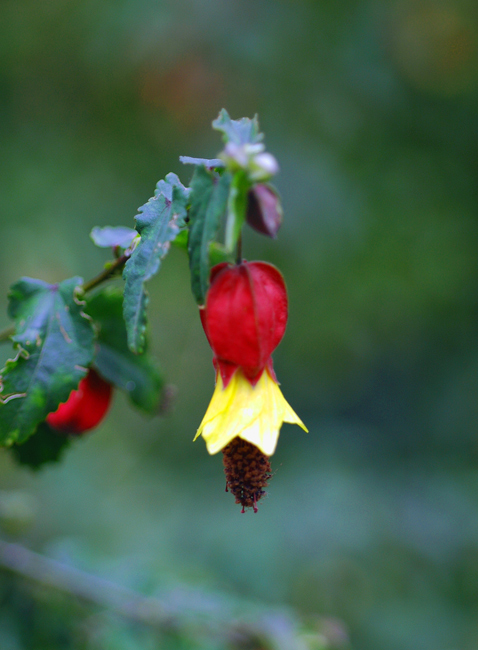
195, 261, 307, 511
47, 368, 113, 435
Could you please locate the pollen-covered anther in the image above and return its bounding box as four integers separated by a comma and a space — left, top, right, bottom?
222, 437, 272, 513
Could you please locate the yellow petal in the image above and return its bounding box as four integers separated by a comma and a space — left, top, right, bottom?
195, 367, 307, 456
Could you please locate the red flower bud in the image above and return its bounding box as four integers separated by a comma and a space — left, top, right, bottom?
246, 184, 283, 238
46, 368, 113, 435
200, 261, 288, 385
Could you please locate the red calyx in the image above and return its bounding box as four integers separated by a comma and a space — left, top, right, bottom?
200, 261, 288, 385
46, 368, 113, 435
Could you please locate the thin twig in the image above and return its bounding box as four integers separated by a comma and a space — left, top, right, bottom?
81, 253, 130, 294
0, 538, 310, 648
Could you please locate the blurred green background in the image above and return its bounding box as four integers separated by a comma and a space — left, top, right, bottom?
1, 0, 478, 648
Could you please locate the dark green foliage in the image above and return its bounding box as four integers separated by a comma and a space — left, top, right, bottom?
122, 173, 189, 353
212, 109, 263, 146
0, 278, 95, 446
9, 421, 71, 469
187, 166, 231, 304
85, 288, 163, 414
90, 226, 137, 249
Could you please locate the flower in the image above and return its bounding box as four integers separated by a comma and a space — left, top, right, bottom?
46, 368, 113, 435
196, 364, 305, 456
220, 142, 279, 182
194, 261, 307, 510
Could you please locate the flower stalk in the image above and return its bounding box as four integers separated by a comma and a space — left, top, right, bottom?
235, 232, 243, 265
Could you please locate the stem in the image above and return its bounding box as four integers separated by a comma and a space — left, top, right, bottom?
81, 253, 130, 294
0, 537, 288, 645
0, 325, 15, 344
236, 232, 243, 265
0, 538, 173, 628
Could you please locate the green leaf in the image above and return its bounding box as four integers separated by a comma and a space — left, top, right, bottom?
9, 421, 71, 470
212, 109, 263, 146
85, 288, 164, 414
0, 277, 95, 446
188, 166, 231, 305
179, 155, 225, 169
90, 226, 137, 249
123, 173, 189, 353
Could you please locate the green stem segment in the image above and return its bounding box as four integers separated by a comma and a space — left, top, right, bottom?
236, 232, 243, 265
81, 253, 130, 294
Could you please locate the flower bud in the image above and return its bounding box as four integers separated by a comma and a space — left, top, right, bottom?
220, 143, 279, 182
46, 369, 113, 435
246, 184, 283, 238
200, 261, 288, 384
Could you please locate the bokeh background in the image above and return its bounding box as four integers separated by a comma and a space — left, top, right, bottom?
1, 0, 478, 648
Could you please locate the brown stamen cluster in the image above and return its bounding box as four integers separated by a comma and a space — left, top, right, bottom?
222, 437, 272, 513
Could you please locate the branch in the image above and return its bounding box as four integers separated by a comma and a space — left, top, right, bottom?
0, 538, 173, 628
81, 252, 130, 294
0, 538, 314, 649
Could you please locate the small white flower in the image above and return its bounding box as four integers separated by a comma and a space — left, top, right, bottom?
220, 143, 278, 181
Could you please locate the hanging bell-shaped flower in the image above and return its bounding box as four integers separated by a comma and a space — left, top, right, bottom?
195, 261, 307, 511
